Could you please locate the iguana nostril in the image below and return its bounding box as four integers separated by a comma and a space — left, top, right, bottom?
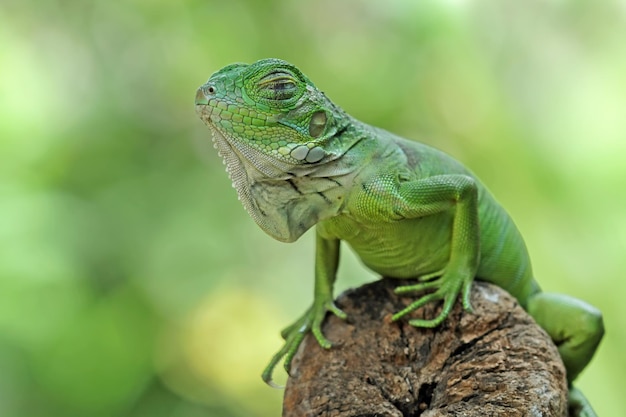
195, 88, 209, 105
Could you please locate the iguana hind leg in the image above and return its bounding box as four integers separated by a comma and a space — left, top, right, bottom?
527, 292, 604, 417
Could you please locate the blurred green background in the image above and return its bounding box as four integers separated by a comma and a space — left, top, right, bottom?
1, 0, 625, 416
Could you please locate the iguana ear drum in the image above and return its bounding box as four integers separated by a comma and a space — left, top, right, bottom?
309, 111, 327, 138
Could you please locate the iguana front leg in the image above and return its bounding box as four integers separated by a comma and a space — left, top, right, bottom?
390, 174, 480, 327
261, 233, 346, 386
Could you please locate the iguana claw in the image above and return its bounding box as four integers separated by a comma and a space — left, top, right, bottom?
261, 301, 346, 387
392, 269, 474, 327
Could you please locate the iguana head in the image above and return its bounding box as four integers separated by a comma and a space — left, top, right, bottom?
195, 58, 358, 242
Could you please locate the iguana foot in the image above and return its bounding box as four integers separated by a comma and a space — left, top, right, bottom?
569, 386, 598, 417
392, 268, 473, 327
261, 300, 346, 387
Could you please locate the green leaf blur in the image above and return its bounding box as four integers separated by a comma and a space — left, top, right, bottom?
1, 0, 624, 416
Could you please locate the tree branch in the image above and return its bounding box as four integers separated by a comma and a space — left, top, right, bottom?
283, 279, 567, 417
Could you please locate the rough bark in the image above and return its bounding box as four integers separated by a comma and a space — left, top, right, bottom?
283, 279, 567, 417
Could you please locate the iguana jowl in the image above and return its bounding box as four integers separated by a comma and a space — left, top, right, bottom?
195, 58, 603, 416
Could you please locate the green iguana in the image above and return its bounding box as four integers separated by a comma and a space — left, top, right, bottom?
195, 58, 604, 416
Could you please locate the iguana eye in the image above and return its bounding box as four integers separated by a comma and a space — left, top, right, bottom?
258, 72, 298, 100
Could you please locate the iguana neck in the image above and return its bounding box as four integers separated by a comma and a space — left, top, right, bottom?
213, 118, 366, 242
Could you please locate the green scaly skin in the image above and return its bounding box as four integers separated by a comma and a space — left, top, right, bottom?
195, 59, 604, 416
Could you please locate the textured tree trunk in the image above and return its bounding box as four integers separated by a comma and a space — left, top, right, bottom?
283, 279, 568, 417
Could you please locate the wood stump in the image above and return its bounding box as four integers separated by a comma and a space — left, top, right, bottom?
283, 280, 567, 417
